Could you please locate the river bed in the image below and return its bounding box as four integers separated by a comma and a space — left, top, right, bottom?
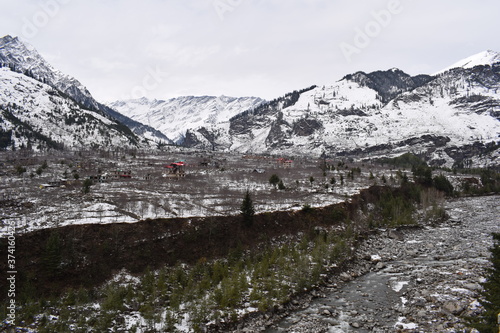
260, 195, 499, 333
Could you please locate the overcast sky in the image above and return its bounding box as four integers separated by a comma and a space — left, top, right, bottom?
1, 0, 499, 102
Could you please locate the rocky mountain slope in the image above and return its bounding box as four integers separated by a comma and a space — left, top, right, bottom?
181, 53, 500, 168
109, 95, 265, 144
0, 35, 169, 145
0, 67, 139, 150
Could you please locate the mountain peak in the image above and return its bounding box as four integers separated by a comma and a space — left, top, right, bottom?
341, 68, 432, 103
0, 35, 35, 52
435, 50, 500, 75
0, 35, 16, 45
0, 35, 102, 110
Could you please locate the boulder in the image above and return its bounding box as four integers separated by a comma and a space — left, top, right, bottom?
443, 301, 466, 315
351, 322, 361, 328
388, 229, 404, 241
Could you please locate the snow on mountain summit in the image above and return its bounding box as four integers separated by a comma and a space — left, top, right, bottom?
0, 67, 139, 150
0, 35, 171, 144
435, 50, 500, 75
183, 63, 500, 167
1, 34, 499, 167
109, 95, 265, 143
0, 35, 99, 109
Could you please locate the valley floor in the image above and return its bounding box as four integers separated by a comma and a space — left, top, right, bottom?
0, 149, 392, 236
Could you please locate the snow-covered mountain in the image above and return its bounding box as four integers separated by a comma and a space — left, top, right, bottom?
0, 35, 97, 109
109, 95, 265, 143
181, 55, 500, 167
0, 67, 139, 150
435, 50, 500, 75
1, 34, 498, 167
0, 35, 169, 144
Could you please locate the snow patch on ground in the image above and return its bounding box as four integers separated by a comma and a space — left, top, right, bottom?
390, 280, 409, 293
395, 317, 418, 329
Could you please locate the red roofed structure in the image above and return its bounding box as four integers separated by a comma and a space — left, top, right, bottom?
164, 160, 186, 179
277, 158, 294, 169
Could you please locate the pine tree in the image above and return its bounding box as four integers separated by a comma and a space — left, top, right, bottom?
412, 164, 433, 186
269, 174, 280, 188
82, 178, 92, 194
43, 231, 62, 277
433, 174, 454, 196
240, 190, 255, 227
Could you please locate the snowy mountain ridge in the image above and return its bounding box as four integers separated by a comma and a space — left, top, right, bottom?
435, 50, 500, 75
0, 34, 498, 167
0, 35, 98, 110
182, 61, 500, 167
0, 67, 139, 150
0, 35, 169, 144
109, 95, 265, 143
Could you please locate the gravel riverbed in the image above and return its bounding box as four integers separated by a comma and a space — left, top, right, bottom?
235, 195, 500, 333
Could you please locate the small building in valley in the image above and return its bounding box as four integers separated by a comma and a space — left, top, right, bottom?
163, 161, 186, 179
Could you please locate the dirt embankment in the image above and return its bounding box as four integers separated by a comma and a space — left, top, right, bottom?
0, 185, 399, 299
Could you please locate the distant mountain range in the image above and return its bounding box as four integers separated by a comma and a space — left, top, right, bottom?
179, 53, 500, 167
0, 34, 499, 168
110, 50, 499, 167
202, 61, 499, 166
108, 95, 265, 144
